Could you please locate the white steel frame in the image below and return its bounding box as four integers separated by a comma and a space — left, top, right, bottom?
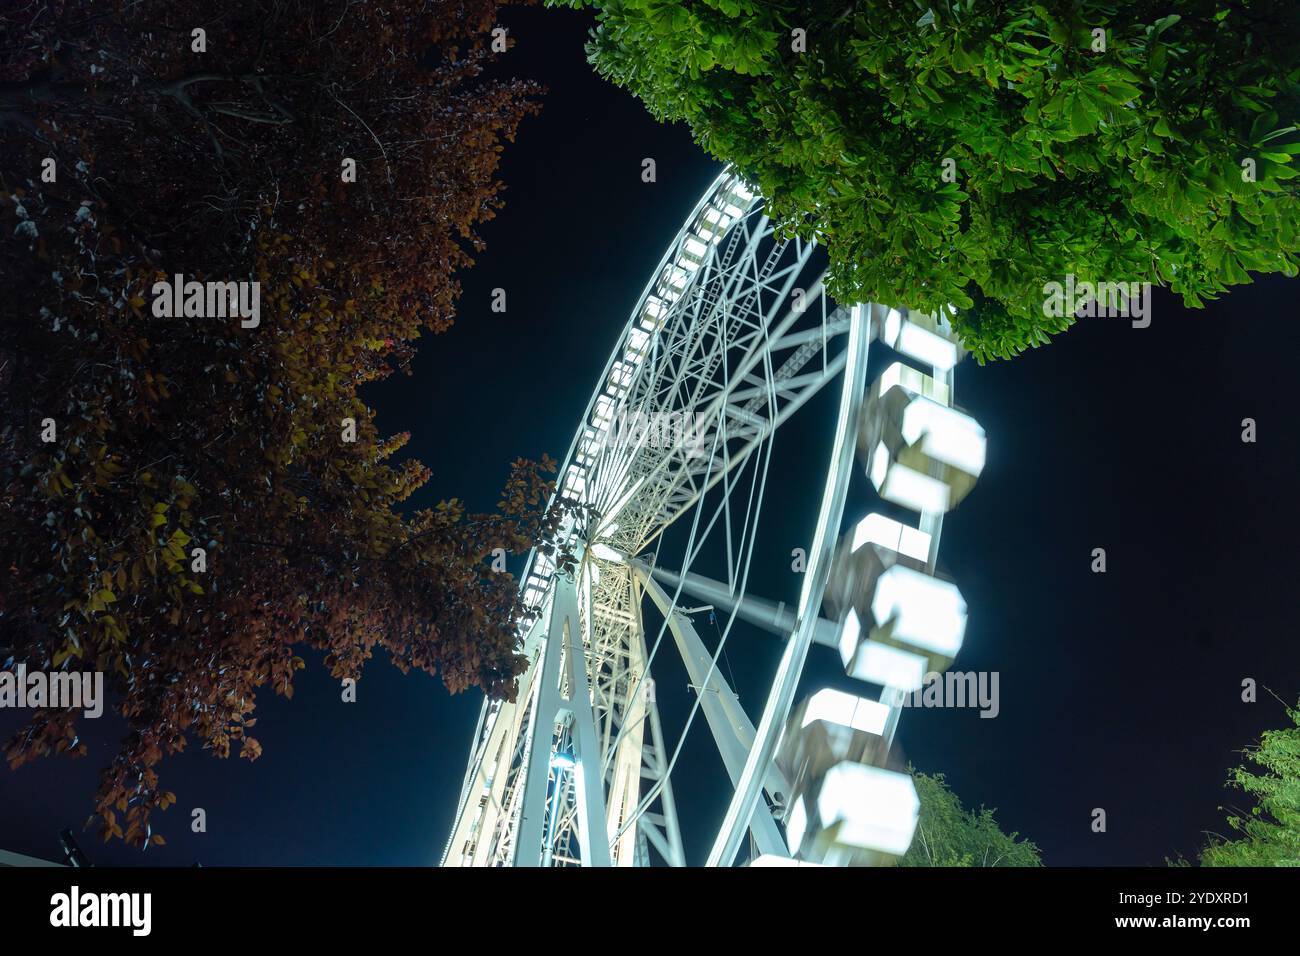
442, 169, 966, 867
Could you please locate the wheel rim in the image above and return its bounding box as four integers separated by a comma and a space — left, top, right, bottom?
444, 169, 883, 867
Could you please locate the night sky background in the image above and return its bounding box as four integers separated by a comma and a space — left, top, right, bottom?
2, 7, 1298, 867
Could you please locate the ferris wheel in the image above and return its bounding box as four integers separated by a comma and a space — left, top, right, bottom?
442, 169, 987, 867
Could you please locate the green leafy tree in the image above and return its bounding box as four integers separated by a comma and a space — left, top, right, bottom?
1198, 700, 1300, 866
554, 0, 1300, 360
900, 770, 1042, 866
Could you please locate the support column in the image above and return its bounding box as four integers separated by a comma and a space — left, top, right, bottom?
513, 573, 612, 867
633, 565, 790, 858
637, 561, 841, 649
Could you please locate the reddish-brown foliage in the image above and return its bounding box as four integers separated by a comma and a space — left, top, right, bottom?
0, 0, 554, 847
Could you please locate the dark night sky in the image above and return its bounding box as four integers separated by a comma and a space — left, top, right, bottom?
2, 7, 1297, 867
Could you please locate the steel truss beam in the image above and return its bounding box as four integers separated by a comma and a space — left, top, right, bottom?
631, 565, 791, 857
445, 171, 860, 868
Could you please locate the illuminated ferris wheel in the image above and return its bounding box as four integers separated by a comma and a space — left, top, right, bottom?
442, 169, 987, 867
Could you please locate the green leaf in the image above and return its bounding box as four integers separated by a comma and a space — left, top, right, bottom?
1152, 14, 1180, 36
1068, 94, 1094, 135
1101, 81, 1140, 104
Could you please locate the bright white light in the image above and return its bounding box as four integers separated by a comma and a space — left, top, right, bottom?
870, 440, 890, 488
550, 751, 576, 770
851, 641, 927, 690
589, 542, 625, 563
876, 361, 950, 406
867, 394, 986, 514
896, 321, 961, 371
874, 460, 949, 513
837, 607, 862, 671
750, 855, 823, 867
801, 688, 890, 736
816, 763, 919, 857
881, 311, 961, 371
870, 565, 967, 657
850, 512, 931, 563
595, 476, 645, 539
785, 797, 808, 855
883, 308, 903, 344
839, 613, 929, 688
560, 470, 586, 498
609, 361, 634, 386
899, 398, 987, 475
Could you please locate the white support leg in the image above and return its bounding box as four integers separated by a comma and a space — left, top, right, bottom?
444, 612, 547, 867
513, 573, 612, 867
633, 565, 790, 858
